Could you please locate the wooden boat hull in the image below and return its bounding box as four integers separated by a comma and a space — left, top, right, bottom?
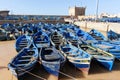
69, 59, 90, 76
107, 30, 120, 40
79, 68, 89, 77
61, 44, 91, 76
15, 35, 31, 52
108, 52, 120, 60
91, 41, 120, 60
110, 41, 120, 45
76, 29, 95, 41
73, 63, 90, 76
8, 43, 38, 78
0, 35, 7, 41
50, 31, 64, 47
0, 28, 9, 41
89, 29, 106, 40
97, 59, 114, 71
8, 62, 37, 77
42, 61, 60, 77
40, 47, 66, 77
83, 45, 115, 71
33, 31, 50, 48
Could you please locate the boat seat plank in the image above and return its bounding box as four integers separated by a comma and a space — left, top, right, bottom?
16, 64, 28, 67
18, 59, 31, 62
21, 56, 32, 58
19, 43, 27, 45
35, 41, 48, 43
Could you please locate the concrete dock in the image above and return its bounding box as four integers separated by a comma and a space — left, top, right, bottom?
74, 21, 120, 37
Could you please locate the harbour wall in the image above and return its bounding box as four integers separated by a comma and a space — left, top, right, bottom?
74, 21, 120, 37
0, 20, 65, 25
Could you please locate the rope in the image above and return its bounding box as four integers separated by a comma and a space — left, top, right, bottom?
57, 70, 77, 80
39, 48, 77, 79
0, 57, 46, 80
0, 46, 77, 80
16, 67, 46, 80
37, 59, 77, 79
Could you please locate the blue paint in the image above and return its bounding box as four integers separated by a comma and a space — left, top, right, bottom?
98, 60, 114, 71
42, 62, 60, 76
72, 63, 90, 69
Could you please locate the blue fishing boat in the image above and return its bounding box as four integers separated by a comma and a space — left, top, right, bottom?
63, 31, 81, 47
33, 31, 50, 48
1, 23, 16, 40
107, 30, 120, 40
76, 29, 95, 42
107, 30, 120, 46
89, 29, 120, 46
8, 43, 39, 80
109, 41, 120, 46
10, 28, 20, 40
15, 35, 32, 52
80, 45, 115, 71
39, 47, 66, 79
91, 41, 120, 60
89, 29, 106, 40
0, 28, 8, 41
1, 23, 14, 31
60, 44, 91, 76
50, 31, 64, 48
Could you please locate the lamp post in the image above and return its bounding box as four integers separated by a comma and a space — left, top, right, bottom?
96, 0, 99, 22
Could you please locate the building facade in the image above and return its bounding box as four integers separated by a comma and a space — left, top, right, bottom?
0, 10, 9, 17
69, 6, 86, 17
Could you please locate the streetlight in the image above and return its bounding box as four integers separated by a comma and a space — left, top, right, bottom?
96, 0, 99, 22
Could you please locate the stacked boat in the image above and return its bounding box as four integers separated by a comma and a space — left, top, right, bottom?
7, 23, 120, 80
33, 30, 50, 48
91, 41, 120, 60
87, 29, 120, 60
8, 42, 39, 80
89, 29, 107, 41
0, 23, 20, 40
39, 47, 66, 79
0, 28, 8, 41
50, 31, 64, 48
80, 44, 114, 71
107, 30, 120, 46
107, 30, 120, 41
63, 30, 80, 47
60, 44, 91, 76
15, 35, 32, 52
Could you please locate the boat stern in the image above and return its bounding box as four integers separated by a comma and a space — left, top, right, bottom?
8, 63, 17, 77
69, 59, 91, 77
